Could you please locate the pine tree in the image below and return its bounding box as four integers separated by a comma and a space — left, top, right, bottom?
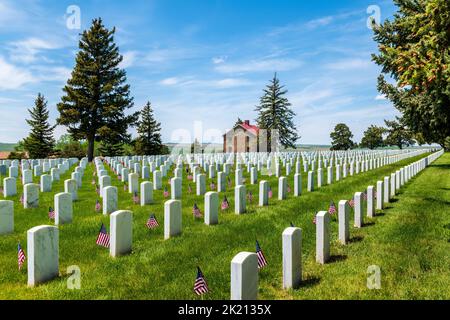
372, 0, 450, 149
134, 102, 162, 155
57, 18, 138, 161
330, 123, 354, 150
255, 73, 299, 150
23, 93, 56, 159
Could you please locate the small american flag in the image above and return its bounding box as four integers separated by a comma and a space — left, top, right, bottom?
188, 174, 193, 181
146, 214, 159, 229
247, 191, 253, 203
362, 192, 368, 201
210, 182, 216, 190
95, 200, 101, 212
163, 188, 169, 198
349, 197, 355, 208
20, 194, 24, 204
133, 192, 139, 204
313, 213, 317, 224
268, 170, 273, 177
48, 206, 55, 220
227, 177, 232, 188
221, 196, 229, 210
95, 184, 100, 195
256, 240, 268, 269
96, 223, 110, 248
18, 243, 26, 270
194, 267, 209, 296
287, 185, 291, 193
0, 186, 3, 194
328, 201, 337, 215
188, 184, 192, 194
268, 187, 273, 199
124, 183, 128, 191
193, 203, 202, 218
118, 174, 122, 180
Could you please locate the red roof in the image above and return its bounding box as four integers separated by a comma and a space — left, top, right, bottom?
240, 122, 259, 135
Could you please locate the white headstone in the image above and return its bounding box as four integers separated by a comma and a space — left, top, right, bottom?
338, 200, 350, 245
3, 177, 17, 197
204, 191, 219, 225
110, 210, 133, 257
64, 179, 77, 201
0, 200, 14, 235
27, 225, 59, 286
140, 181, 153, 206
54, 192, 72, 225
282, 227, 302, 289
235, 185, 246, 214
316, 211, 330, 264
24, 183, 39, 208
40, 174, 52, 192
366, 186, 375, 218
294, 173, 302, 197
354, 192, 364, 228
230, 252, 258, 300
103, 186, 118, 215
164, 200, 182, 240
259, 181, 268, 207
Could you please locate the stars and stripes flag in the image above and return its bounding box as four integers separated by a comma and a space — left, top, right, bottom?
313, 212, 317, 224
133, 192, 140, 204
227, 177, 232, 188
188, 184, 192, 194
221, 196, 229, 210
118, 174, 122, 180
95, 184, 100, 195
362, 191, 368, 201
268, 170, 273, 177
163, 188, 169, 198
20, 194, 24, 204
188, 174, 193, 181
146, 214, 159, 229
96, 223, 110, 248
210, 182, 216, 190
256, 240, 268, 269
287, 185, 291, 193
268, 187, 273, 199
194, 267, 209, 296
0, 186, 3, 194
95, 200, 101, 212
48, 206, 55, 220
328, 201, 337, 215
247, 191, 253, 203
193, 203, 202, 218
123, 183, 128, 192
18, 243, 26, 270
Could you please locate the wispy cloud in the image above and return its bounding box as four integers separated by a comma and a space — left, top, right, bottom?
8, 37, 63, 63
159, 77, 251, 89
215, 58, 302, 74
325, 58, 373, 70
120, 51, 138, 68
212, 56, 226, 64
375, 94, 386, 100
0, 56, 35, 90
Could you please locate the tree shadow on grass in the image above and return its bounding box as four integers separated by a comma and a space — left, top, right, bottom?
329, 255, 347, 263
375, 212, 386, 217
390, 198, 399, 203
349, 235, 364, 243
424, 197, 450, 206
440, 188, 450, 191
430, 164, 450, 169
363, 221, 376, 227
299, 276, 321, 289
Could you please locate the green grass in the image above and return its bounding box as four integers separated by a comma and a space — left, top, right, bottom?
0, 152, 449, 300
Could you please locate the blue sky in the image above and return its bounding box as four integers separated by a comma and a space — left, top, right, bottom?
0, 0, 399, 145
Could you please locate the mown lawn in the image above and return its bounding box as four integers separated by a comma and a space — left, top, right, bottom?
0, 152, 448, 300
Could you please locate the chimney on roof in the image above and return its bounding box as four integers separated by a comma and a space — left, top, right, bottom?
244, 120, 250, 126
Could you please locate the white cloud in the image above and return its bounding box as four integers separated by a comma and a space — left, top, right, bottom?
160, 77, 181, 86
306, 16, 334, 29
9, 37, 62, 63
0, 1, 25, 26
211, 78, 251, 88
212, 56, 226, 64
375, 94, 387, 100
215, 58, 302, 74
0, 56, 35, 90
120, 51, 137, 69
325, 58, 373, 70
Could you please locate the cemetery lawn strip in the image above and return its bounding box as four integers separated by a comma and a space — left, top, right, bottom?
0, 152, 448, 299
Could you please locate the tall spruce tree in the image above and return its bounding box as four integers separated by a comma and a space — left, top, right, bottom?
255, 73, 299, 150
360, 125, 385, 150
372, 0, 450, 149
57, 18, 138, 161
23, 93, 56, 159
135, 102, 162, 155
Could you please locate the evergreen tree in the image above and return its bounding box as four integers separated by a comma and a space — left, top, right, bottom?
57, 18, 138, 161
23, 93, 56, 158
234, 117, 243, 128
191, 138, 202, 154
360, 125, 385, 150
134, 102, 162, 155
372, 0, 450, 149
384, 117, 415, 149
255, 73, 299, 150
330, 123, 354, 150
